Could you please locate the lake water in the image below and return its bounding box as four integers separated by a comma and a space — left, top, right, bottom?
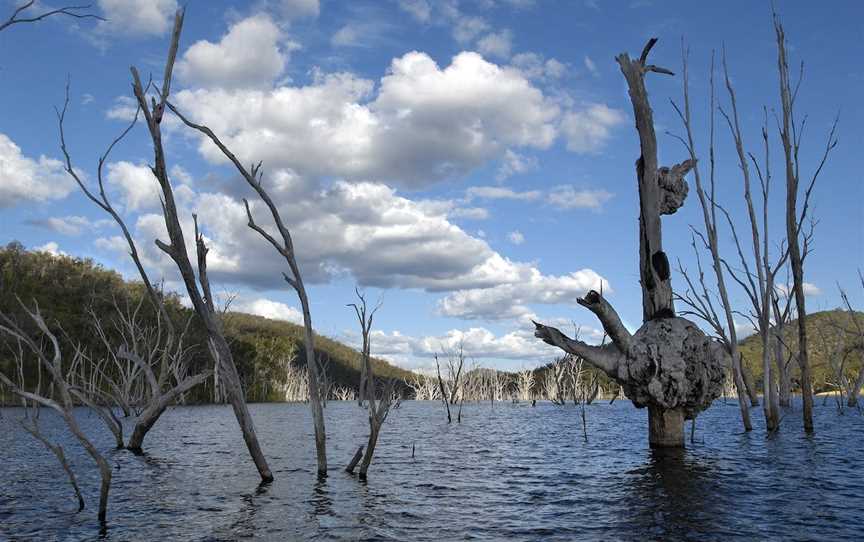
1, 399, 862, 541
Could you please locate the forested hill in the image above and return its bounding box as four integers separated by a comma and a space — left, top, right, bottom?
738, 308, 864, 392
0, 242, 414, 403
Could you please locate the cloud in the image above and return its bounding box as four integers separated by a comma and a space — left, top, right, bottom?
357, 322, 601, 371
397, 0, 431, 22
496, 149, 537, 180
465, 185, 541, 201
33, 241, 67, 256
584, 55, 598, 76
510, 52, 568, 81
233, 298, 303, 323
0, 133, 73, 208
177, 14, 292, 89
278, 0, 320, 19
547, 186, 614, 210
438, 267, 608, 320
28, 216, 109, 236
477, 29, 513, 59
174, 51, 559, 188
775, 282, 822, 297
106, 96, 138, 121
105, 161, 162, 211
96, 0, 177, 36
561, 103, 626, 153
507, 230, 524, 245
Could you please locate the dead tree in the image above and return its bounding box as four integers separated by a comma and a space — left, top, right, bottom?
2, 339, 85, 512
534, 39, 727, 447
58, 80, 214, 455
839, 272, 864, 407
167, 94, 329, 473
346, 289, 394, 479
408, 373, 439, 400
0, 301, 112, 522
515, 367, 534, 403
434, 345, 466, 422
775, 15, 838, 435
113, 9, 271, 480
0, 1, 102, 33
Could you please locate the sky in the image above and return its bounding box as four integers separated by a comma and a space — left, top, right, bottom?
0, 0, 861, 372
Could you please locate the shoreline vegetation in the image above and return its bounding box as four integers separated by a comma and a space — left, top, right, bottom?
2, 245, 860, 408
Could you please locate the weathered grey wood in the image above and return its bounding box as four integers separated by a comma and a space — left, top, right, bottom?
0, 1, 103, 33
535, 38, 727, 448
346, 446, 364, 474
0, 303, 112, 521
126, 8, 273, 481
167, 74, 328, 476
672, 49, 756, 431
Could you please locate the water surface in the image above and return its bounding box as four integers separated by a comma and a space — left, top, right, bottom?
1, 400, 862, 541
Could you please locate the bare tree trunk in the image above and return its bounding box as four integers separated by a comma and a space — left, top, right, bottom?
648, 405, 684, 447
345, 446, 364, 474
168, 52, 328, 474
535, 39, 726, 448
20, 418, 85, 512
126, 371, 211, 452
126, 9, 273, 481
358, 424, 380, 479
0, 303, 113, 521
775, 15, 829, 434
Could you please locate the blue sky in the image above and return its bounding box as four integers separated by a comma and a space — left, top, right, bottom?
0, 0, 861, 371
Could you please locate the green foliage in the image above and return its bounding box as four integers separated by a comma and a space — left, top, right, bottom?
738, 309, 864, 393
0, 243, 413, 404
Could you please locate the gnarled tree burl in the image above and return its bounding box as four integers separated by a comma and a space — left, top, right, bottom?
533, 39, 726, 447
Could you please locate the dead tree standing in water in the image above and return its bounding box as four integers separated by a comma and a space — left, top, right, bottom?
167, 23, 328, 472
775, 15, 837, 435
0, 302, 112, 521
345, 289, 394, 479
534, 39, 727, 447
435, 345, 466, 423
106, 9, 272, 480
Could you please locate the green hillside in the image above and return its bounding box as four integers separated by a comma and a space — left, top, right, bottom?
738, 309, 864, 393
0, 242, 414, 404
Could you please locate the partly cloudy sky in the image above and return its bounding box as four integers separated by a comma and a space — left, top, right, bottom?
1, 0, 861, 371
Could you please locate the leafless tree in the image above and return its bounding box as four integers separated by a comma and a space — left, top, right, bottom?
165, 22, 327, 476
2, 339, 85, 511
0, 1, 102, 33
58, 77, 214, 455
408, 373, 439, 400
64, 9, 273, 480
534, 38, 727, 447
775, 14, 838, 434
672, 48, 758, 431
838, 274, 864, 408
346, 289, 394, 479
515, 367, 534, 403
434, 344, 466, 422
0, 301, 111, 521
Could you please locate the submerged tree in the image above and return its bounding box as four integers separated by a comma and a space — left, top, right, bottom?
167, 23, 329, 473
68, 9, 275, 481
0, 302, 111, 521
533, 39, 727, 447
345, 289, 394, 479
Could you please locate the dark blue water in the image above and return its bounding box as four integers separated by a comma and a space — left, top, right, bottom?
1, 400, 862, 541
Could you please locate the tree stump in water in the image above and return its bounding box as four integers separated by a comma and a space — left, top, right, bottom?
532, 38, 727, 447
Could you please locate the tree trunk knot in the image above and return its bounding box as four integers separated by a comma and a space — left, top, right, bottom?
619, 317, 727, 419
657, 159, 695, 215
